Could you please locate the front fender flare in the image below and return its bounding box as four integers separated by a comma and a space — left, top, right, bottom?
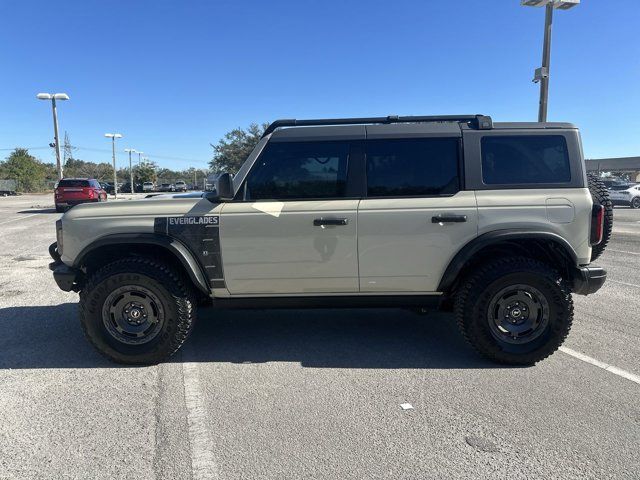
73, 233, 210, 294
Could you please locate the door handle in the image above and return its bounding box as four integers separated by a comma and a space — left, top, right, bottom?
313, 218, 349, 226
431, 214, 467, 223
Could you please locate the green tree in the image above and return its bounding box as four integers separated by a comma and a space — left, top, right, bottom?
0, 148, 50, 192
134, 163, 157, 183
66, 158, 113, 180
209, 123, 267, 174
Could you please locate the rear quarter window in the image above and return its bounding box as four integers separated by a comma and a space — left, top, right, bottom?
481, 135, 571, 185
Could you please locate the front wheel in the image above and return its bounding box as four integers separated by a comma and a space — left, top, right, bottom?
454, 257, 573, 365
79, 257, 196, 364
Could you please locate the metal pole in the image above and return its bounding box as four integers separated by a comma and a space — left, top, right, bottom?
538, 3, 554, 122
194, 170, 197, 190
51, 98, 63, 179
138, 152, 142, 165
112, 137, 118, 199
129, 150, 134, 196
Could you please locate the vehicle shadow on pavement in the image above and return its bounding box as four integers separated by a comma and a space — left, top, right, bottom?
17, 208, 57, 214
189, 308, 503, 370
0, 304, 503, 369
0, 303, 116, 369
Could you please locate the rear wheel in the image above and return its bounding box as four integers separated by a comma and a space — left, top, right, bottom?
631, 197, 640, 209
454, 257, 573, 365
587, 173, 613, 261
55, 205, 64, 213
79, 257, 196, 365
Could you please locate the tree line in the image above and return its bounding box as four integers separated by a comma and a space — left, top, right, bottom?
1, 122, 266, 192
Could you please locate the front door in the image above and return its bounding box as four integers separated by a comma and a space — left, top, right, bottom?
357, 136, 478, 292
220, 140, 359, 295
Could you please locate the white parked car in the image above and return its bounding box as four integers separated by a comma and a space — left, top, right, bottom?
609, 184, 640, 208
174, 180, 187, 192
142, 182, 155, 192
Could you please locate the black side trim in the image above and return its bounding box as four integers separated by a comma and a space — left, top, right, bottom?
203, 295, 442, 310
438, 230, 579, 292
74, 233, 210, 294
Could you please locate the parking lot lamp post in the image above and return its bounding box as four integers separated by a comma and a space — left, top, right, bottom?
521, 0, 580, 122
137, 151, 144, 166
104, 133, 123, 198
124, 148, 137, 195
36, 93, 69, 180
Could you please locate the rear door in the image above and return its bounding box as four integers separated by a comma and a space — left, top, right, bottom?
220, 139, 361, 295
357, 127, 478, 292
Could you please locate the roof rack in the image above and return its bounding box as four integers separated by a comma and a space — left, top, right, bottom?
262, 114, 493, 137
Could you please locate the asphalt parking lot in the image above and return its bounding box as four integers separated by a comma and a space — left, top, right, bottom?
0, 194, 638, 479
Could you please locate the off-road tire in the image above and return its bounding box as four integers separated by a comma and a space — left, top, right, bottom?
79, 257, 196, 365
454, 257, 573, 366
587, 173, 612, 261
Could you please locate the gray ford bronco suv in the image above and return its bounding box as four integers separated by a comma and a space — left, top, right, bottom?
49, 115, 611, 365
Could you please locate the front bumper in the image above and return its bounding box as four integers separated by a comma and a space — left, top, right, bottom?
572, 266, 607, 295
49, 242, 82, 292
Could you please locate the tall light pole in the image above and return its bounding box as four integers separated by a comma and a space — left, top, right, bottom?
522, 0, 580, 122
137, 151, 144, 166
105, 133, 123, 198
36, 93, 69, 180
124, 148, 137, 195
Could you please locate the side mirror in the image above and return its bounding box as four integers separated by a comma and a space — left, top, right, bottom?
204, 172, 234, 203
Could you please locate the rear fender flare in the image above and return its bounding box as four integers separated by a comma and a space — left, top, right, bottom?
438, 230, 578, 292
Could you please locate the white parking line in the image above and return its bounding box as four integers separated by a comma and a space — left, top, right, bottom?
607, 249, 640, 256
0, 213, 41, 225
182, 362, 219, 480
559, 347, 640, 385
608, 279, 640, 289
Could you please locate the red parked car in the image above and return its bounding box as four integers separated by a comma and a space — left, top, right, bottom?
54, 178, 107, 212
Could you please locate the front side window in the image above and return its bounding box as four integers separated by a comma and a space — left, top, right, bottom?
366, 138, 459, 197
245, 141, 349, 200
481, 135, 571, 185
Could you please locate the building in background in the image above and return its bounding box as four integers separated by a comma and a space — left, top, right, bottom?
586, 157, 640, 183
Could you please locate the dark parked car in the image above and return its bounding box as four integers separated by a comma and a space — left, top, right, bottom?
100, 182, 115, 194
54, 178, 107, 212
121, 182, 143, 193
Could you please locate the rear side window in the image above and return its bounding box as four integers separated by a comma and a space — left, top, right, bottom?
366, 138, 459, 197
481, 136, 570, 185
246, 141, 349, 200
58, 179, 90, 187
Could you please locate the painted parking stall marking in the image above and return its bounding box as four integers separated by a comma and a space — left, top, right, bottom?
559, 347, 640, 385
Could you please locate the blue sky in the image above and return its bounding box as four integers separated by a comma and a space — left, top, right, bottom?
1, 0, 638, 169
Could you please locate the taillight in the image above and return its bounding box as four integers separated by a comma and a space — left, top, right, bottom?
590, 205, 604, 246
54, 188, 59, 195
87, 188, 94, 198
